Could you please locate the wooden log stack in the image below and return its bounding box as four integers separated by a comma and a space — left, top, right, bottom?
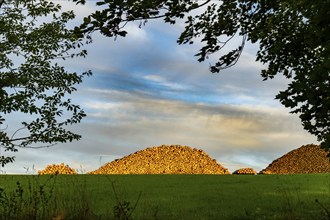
259, 144, 330, 174
38, 163, 77, 175
89, 145, 230, 174
233, 168, 257, 175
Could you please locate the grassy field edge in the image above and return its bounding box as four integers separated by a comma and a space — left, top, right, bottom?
0, 174, 329, 219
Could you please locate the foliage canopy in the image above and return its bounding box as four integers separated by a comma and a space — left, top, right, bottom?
0, 0, 91, 166
74, 0, 330, 150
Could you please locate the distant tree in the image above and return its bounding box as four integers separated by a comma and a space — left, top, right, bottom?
0, 0, 91, 166
74, 0, 329, 151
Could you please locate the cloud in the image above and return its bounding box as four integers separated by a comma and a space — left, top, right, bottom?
143, 74, 189, 91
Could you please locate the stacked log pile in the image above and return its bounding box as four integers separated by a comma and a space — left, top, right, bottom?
233, 168, 257, 175
260, 144, 330, 174
38, 163, 77, 175
89, 145, 230, 174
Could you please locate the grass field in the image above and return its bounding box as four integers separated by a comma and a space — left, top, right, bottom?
0, 174, 329, 220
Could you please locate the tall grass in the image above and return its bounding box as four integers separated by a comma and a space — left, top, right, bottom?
0, 174, 329, 219
0, 175, 58, 219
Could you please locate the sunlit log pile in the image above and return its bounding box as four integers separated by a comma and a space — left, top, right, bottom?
38, 163, 77, 175
233, 168, 257, 175
259, 144, 330, 174
89, 145, 230, 174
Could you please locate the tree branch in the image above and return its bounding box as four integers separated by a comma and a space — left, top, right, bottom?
194, 0, 212, 9
120, 0, 212, 23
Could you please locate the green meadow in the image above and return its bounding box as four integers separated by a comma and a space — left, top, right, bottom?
0, 174, 329, 220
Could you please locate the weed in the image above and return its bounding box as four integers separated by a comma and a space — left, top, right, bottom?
111, 180, 141, 220
315, 199, 330, 220
0, 181, 23, 219
0, 175, 59, 220
0, 175, 141, 220
60, 176, 99, 220
77, 164, 86, 174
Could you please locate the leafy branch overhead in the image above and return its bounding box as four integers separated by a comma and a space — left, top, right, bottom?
0, 0, 92, 166
74, 0, 329, 150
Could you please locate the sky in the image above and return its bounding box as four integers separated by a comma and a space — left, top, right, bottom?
1, 1, 318, 174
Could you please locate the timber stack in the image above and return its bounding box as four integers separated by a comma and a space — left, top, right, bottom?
233, 168, 257, 175
260, 144, 330, 174
38, 163, 77, 175
89, 145, 230, 174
